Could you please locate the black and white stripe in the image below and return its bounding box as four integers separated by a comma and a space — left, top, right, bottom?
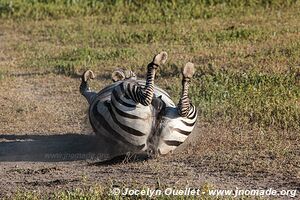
89, 80, 159, 152
156, 104, 198, 155
80, 52, 198, 156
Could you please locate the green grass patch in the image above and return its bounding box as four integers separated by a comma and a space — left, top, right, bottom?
193, 70, 300, 129
21, 47, 137, 76
163, 69, 300, 130
0, 0, 299, 22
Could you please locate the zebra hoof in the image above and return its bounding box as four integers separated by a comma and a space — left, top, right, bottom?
82, 70, 95, 82
153, 51, 168, 66
182, 62, 195, 79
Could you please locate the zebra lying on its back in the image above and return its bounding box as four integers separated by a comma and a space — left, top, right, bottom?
80, 52, 197, 156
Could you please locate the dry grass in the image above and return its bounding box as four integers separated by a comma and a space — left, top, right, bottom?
0, 0, 299, 199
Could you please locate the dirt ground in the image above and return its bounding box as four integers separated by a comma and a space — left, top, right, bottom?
0, 72, 298, 199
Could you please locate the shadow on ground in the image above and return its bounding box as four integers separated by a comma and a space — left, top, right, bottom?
0, 133, 123, 162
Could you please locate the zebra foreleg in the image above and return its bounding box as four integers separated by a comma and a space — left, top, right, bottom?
133, 51, 168, 106
177, 62, 195, 117
80, 70, 97, 104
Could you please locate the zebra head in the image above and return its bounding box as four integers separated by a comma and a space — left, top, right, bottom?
111, 69, 137, 82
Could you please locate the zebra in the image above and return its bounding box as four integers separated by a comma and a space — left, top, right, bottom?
80, 52, 198, 156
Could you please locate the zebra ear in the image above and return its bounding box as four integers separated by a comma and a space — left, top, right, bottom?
153, 51, 168, 65
112, 70, 125, 82
182, 62, 195, 79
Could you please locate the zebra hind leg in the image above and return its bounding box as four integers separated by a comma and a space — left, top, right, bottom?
80, 70, 96, 104
132, 51, 168, 106
177, 62, 195, 117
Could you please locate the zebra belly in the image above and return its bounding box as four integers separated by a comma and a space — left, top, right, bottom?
89, 101, 154, 151
88, 79, 187, 154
